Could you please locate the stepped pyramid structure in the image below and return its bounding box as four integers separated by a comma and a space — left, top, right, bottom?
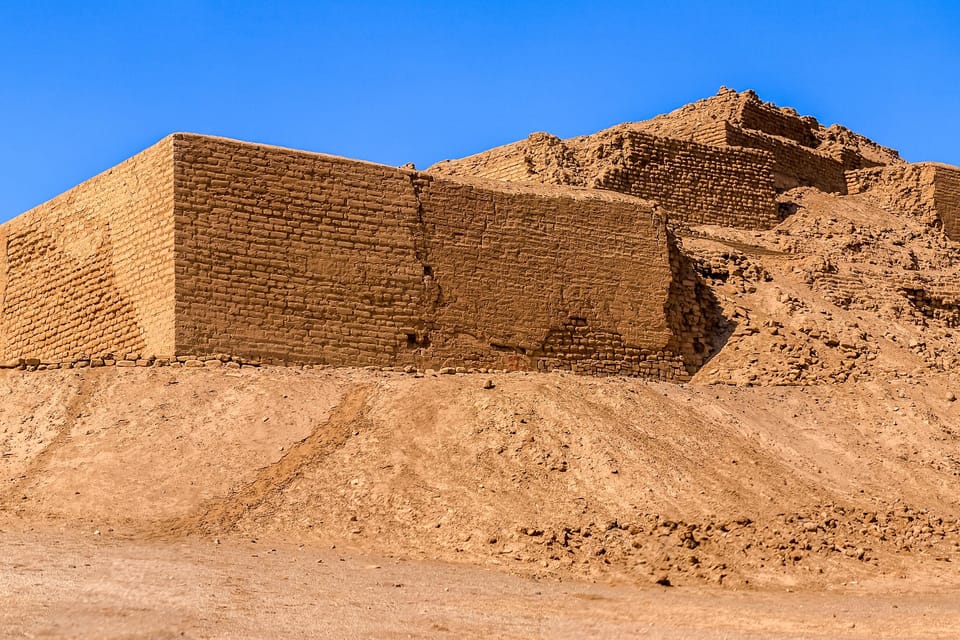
1, 89, 957, 377
430, 88, 960, 236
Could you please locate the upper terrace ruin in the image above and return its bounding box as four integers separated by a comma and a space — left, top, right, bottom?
1, 89, 958, 378
430, 88, 960, 237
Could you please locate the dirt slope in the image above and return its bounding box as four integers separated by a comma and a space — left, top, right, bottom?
3, 365, 959, 589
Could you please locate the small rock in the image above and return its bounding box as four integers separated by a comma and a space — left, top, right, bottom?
483, 379, 495, 390
947, 392, 957, 402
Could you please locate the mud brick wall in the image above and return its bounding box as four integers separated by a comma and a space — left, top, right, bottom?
172, 135, 426, 366
431, 129, 780, 230
172, 135, 700, 377
689, 121, 730, 147
590, 130, 780, 229
737, 99, 818, 147
415, 176, 694, 378
722, 125, 847, 193
0, 138, 175, 363
933, 164, 960, 241
430, 141, 535, 182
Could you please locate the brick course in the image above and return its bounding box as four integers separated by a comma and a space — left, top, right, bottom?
0, 139, 175, 363
0, 134, 712, 379
430, 129, 781, 229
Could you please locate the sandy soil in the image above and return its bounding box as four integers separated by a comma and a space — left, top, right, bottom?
3, 531, 959, 639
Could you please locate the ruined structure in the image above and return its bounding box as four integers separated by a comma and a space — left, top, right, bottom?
0, 134, 709, 379
846, 162, 960, 238
430, 88, 960, 235
429, 129, 781, 229
2, 88, 958, 379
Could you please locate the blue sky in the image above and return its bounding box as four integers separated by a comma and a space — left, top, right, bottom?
1, 1, 958, 222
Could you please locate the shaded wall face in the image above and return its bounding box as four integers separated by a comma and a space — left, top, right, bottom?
0, 139, 176, 363
723, 126, 847, 194
737, 100, 817, 147
172, 136, 691, 378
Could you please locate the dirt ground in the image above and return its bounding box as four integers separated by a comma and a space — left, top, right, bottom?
3, 531, 960, 639
1, 365, 960, 638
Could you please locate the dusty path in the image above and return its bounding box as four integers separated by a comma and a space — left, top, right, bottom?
2, 531, 959, 640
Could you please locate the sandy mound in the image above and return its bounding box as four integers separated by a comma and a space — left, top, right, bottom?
2, 365, 959, 589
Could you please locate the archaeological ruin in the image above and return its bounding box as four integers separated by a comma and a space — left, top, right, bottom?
1, 88, 958, 378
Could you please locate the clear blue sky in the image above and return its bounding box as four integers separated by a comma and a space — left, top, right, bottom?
1, 1, 958, 222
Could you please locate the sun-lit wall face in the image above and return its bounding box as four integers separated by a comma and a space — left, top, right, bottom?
170, 134, 706, 379
0, 138, 176, 364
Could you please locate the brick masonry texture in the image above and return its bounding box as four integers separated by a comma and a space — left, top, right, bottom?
429, 129, 781, 230
720, 124, 848, 194
934, 165, 960, 241
0, 139, 175, 364
638, 88, 903, 196
846, 163, 960, 240
172, 135, 704, 378
430, 89, 918, 229
0, 133, 712, 379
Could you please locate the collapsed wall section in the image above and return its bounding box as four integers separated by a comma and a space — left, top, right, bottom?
0, 138, 176, 363
846, 164, 942, 228
172, 135, 701, 378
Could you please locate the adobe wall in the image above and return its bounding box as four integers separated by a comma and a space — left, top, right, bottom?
933, 165, 960, 241
415, 175, 702, 377
737, 98, 818, 147
172, 135, 701, 378
432, 138, 539, 183
0, 138, 176, 364
722, 124, 847, 194
431, 129, 780, 230
589, 130, 780, 228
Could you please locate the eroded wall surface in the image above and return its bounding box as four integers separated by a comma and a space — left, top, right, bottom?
846, 164, 942, 227
0, 138, 176, 363
172, 135, 699, 378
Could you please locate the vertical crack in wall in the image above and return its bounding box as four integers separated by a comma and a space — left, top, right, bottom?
406, 173, 441, 351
